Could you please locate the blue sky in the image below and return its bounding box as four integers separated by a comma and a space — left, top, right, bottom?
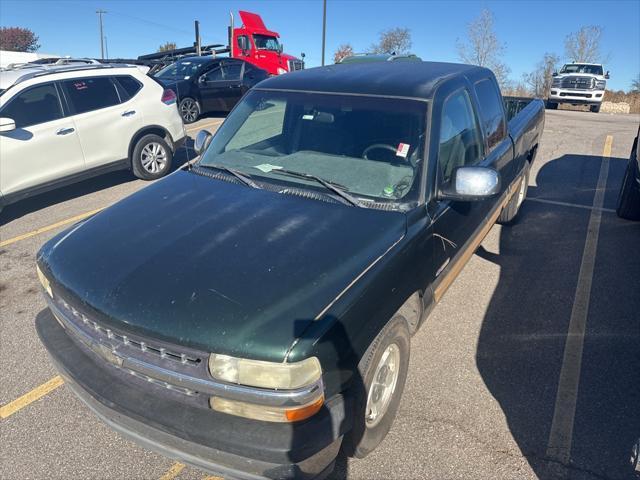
1, 0, 638, 91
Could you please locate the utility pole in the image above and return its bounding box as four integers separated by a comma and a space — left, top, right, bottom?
96, 9, 107, 60
321, 0, 327, 66
194, 20, 201, 56
104, 36, 109, 60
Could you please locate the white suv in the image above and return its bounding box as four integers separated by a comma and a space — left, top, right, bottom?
0, 63, 185, 209
547, 63, 609, 113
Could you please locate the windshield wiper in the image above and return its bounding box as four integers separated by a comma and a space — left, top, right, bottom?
200, 164, 261, 189
270, 168, 364, 207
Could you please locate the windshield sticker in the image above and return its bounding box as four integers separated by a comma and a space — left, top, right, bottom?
396, 143, 410, 158
254, 164, 283, 173
302, 114, 314, 120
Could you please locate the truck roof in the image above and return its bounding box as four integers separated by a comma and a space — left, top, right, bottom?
256, 61, 491, 100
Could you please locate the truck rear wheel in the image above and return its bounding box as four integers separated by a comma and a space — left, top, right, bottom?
498, 162, 530, 224
590, 104, 601, 113
616, 153, 640, 220
344, 315, 410, 459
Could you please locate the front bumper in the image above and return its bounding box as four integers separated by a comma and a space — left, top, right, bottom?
548, 88, 604, 104
36, 309, 348, 479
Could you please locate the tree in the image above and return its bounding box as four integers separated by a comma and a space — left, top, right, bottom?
630, 75, 640, 94
0, 27, 40, 52
370, 28, 412, 55
333, 43, 354, 63
158, 42, 177, 52
456, 9, 510, 88
564, 26, 605, 63
523, 53, 560, 98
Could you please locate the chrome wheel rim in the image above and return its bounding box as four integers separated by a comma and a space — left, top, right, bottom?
516, 173, 527, 208
140, 142, 167, 174
180, 99, 198, 122
365, 343, 400, 428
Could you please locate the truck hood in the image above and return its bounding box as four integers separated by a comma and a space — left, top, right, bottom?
38, 169, 406, 361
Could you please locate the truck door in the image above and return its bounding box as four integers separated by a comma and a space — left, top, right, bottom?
427, 84, 491, 299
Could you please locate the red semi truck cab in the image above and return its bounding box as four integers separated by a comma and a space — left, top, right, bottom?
231, 11, 304, 75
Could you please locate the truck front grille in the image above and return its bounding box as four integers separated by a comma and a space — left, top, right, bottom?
560, 76, 595, 90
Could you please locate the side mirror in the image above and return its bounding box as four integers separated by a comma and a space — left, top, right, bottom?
278, 43, 284, 54
194, 129, 213, 156
439, 166, 500, 202
605, 71, 610, 79
0, 117, 16, 132
237, 37, 248, 52
301, 52, 306, 59
198, 75, 206, 83
552, 71, 558, 77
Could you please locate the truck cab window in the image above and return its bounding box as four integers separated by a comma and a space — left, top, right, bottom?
1, 83, 63, 128
474, 79, 506, 152
438, 89, 483, 183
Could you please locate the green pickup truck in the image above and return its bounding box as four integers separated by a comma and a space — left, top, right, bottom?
36, 61, 544, 479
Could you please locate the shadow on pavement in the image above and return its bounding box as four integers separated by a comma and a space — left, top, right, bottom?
476, 154, 640, 479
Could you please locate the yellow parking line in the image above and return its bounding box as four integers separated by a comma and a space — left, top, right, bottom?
0, 207, 104, 248
202, 476, 223, 480
0, 376, 64, 419
186, 119, 224, 133
159, 462, 185, 480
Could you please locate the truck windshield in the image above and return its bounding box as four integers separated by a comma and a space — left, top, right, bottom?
560, 64, 604, 75
200, 89, 427, 205
253, 35, 280, 51
155, 60, 207, 80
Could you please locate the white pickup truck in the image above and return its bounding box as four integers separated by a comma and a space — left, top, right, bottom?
547, 63, 609, 113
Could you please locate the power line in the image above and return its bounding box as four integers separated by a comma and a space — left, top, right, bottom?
107, 10, 193, 36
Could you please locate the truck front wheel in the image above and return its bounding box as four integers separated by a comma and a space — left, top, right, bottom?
344, 315, 410, 458
546, 101, 558, 110
590, 104, 601, 113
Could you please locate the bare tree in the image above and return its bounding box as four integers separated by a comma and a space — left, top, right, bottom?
523, 53, 560, 98
370, 28, 412, 55
456, 9, 510, 88
564, 26, 605, 63
158, 41, 177, 52
333, 43, 354, 63
631, 75, 640, 94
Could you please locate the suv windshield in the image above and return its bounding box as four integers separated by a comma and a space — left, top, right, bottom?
560, 64, 604, 75
200, 89, 427, 205
155, 59, 208, 80
253, 35, 280, 51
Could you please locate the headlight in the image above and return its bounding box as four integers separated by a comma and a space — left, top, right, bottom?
208, 354, 324, 422
552, 78, 561, 87
36, 264, 52, 297
208, 354, 322, 390
276, 67, 287, 75
596, 80, 606, 90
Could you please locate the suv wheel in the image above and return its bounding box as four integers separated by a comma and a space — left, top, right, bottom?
131, 134, 172, 181
179, 97, 200, 124
590, 104, 601, 113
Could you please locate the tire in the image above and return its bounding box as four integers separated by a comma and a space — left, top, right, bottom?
546, 101, 558, 110
498, 162, 530, 224
179, 97, 200, 124
131, 134, 173, 181
344, 315, 410, 459
590, 104, 601, 113
616, 154, 640, 220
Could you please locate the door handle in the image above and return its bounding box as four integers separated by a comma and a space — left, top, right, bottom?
122, 110, 136, 117
56, 127, 75, 135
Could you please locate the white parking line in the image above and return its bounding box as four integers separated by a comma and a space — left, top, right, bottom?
527, 197, 616, 213
545, 135, 613, 467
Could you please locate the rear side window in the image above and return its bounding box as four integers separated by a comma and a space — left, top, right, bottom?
1, 83, 63, 128
114, 75, 143, 101
222, 62, 242, 81
438, 89, 483, 183
474, 79, 506, 152
62, 77, 120, 114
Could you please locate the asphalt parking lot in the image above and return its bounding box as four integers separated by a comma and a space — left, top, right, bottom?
1, 110, 639, 480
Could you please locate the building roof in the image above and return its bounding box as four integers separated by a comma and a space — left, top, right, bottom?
257, 61, 490, 100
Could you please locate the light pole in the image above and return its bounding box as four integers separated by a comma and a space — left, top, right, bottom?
321, 0, 327, 66
96, 9, 107, 59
